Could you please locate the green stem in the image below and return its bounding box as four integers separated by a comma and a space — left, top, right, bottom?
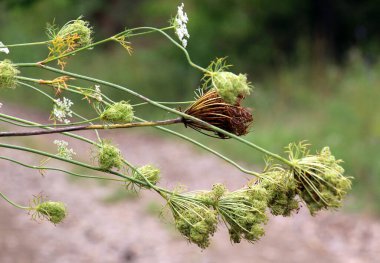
15, 63, 292, 166
16, 81, 102, 141
16, 79, 244, 176
0, 113, 170, 195
132, 101, 195, 107
134, 116, 262, 178
0, 190, 29, 210
2, 83, 263, 179
0, 156, 124, 183
0, 142, 150, 187
4, 41, 49, 48
41, 26, 174, 65
0, 112, 95, 145
132, 26, 209, 73
0, 118, 183, 137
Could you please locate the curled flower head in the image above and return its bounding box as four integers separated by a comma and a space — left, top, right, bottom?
260, 166, 299, 217
0, 60, 19, 90
97, 141, 124, 170
287, 142, 352, 215
34, 201, 67, 224
100, 101, 134, 124
51, 97, 73, 124
166, 193, 218, 249
132, 164, 160, 188
183, 89, 253, 138
216, 185, 268, 243
54, 140, 76, 160
174, 3, 190, 47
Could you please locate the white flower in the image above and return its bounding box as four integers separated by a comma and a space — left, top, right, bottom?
0, 42, 9, 54
94, 85, 103, 102
174, 3, 190, 48
0, 102, 3, 109
52, 97, 73, 124
54, 140, 76, 160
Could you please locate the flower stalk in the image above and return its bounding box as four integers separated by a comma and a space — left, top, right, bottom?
0, 3, 352, 249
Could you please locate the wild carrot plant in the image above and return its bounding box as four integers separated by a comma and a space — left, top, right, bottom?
0, 3, 352, 248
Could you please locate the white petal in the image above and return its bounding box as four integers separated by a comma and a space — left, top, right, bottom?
182, 39, 187, 48
0, 42, 9, 54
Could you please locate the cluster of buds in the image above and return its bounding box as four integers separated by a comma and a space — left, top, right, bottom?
29, 194, 67, 225
0, 4, 353, 251
100, 101, 134, 124
259, 168, 300, 216
287, 143, 352, 215
0, 60, 19, 90
165, 141, 352, 249
165, 192, 218, 249
96, 141, 124, 170
131, 164, 160, 189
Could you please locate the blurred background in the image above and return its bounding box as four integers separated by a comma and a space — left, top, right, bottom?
0, 0, 379, 262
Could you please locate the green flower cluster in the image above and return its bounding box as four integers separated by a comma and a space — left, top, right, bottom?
100, 101, 134, 124
0, 60, 19, 89
216, 185, 268, 243
97, 141, 124, 170
260, 169, 299, 216
197, 183, 227, 207
166, 194, 218, 249
289, 145, 352, 215
35, 201, 67, 224
132, 164, 160, 188
212, 71, 251, 105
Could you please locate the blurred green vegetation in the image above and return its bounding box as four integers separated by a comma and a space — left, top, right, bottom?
0, 0, 379, 213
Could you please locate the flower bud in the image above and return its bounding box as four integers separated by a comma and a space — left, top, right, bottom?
260, 169, 299, 217
97, 141, 124, 170
212, 71, 251, 104
133, 164, 160, 188
217, 185, 268, 243
0, 60, 19, 89
36, 201, 67, 224
100, 101, 134, 124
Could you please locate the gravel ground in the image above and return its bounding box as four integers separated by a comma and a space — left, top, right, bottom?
0, 107, 379, 263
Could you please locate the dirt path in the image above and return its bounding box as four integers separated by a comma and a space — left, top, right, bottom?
0, 108, 379, 263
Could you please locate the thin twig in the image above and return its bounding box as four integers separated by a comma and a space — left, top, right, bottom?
0, 118, 182, 137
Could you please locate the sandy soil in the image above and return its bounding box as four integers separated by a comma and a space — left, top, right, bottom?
0, 108, 379, 263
